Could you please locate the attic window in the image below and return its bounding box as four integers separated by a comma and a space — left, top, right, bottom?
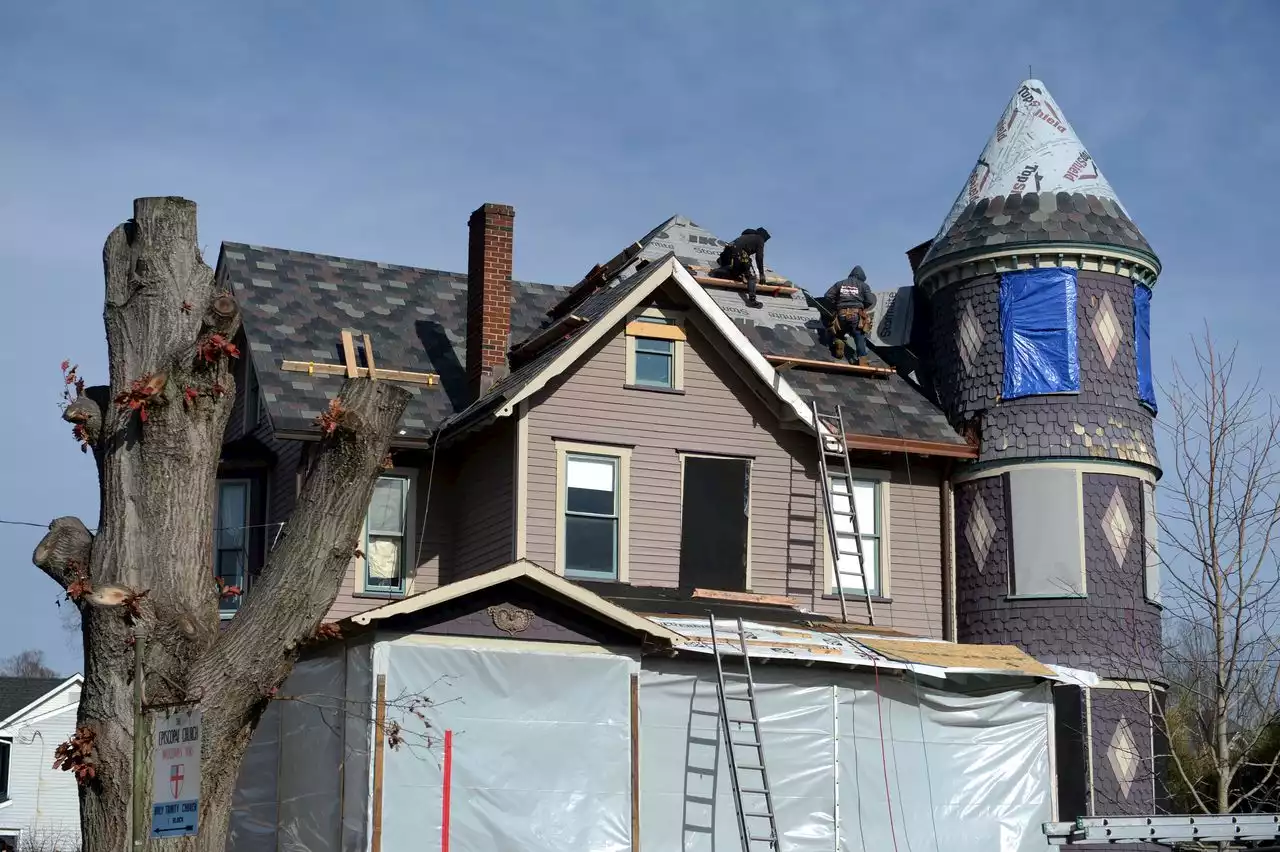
625, 307, 685, 392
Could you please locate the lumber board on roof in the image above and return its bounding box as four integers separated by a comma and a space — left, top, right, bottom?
764, 354, 895, 377
363, 333, 378, 380
340, 329, 358, 378
510, 314, 589, 366
693, 275, 799, 295
857, 636, 1057, 677
281, 360, 439, 386
691, 588, 801, 608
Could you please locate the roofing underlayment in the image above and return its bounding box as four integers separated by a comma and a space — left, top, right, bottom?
921, 79, 1154, 269
650, 616, 1057, 680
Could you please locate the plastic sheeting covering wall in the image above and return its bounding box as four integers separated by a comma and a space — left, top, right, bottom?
639, 660, 1053, 852
1000, 267, 1080, 399
1133, 284, 1156, 412
227, 642, 372, 852
380, 641, 636, 852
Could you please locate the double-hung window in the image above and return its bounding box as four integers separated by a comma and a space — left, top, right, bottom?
559, 445, 629, 581
625, 308, 685, 391
214, 480, 250, 615
828, 476, 883, 597
365, 476, 409, 593
634, 337, 675, 387
824, 473, 885, 593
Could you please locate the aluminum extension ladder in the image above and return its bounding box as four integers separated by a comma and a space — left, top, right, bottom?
812, 402, 876, 625
709, 614, 780, 851
1043, 813, 1280, 846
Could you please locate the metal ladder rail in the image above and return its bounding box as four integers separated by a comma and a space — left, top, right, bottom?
709, 615, 780, 851
812, 402, 876, 626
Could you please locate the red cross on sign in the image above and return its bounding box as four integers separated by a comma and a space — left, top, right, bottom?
170, 765, 184, 799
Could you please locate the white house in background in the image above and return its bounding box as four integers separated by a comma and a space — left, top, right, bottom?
0, 676, 82, 852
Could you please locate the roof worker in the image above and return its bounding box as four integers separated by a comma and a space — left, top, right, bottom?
824, 265, 877, 366
714, 228, 771, 309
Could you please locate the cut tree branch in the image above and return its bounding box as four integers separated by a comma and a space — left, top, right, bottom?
201, 293, 239, 335
195, 376, 410, 716
33, 517, 93, 590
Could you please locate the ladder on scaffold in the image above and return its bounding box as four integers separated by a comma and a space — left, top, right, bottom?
709, 614, 780, 851
812, 401, 876, 625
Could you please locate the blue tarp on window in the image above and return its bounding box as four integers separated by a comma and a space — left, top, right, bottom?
1134, 284, 1156, 412
1000, 268, 1080, 399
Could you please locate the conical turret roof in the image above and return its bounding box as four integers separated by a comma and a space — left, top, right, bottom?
919, 80, 1154, 272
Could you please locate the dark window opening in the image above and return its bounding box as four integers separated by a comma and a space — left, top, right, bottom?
214, 480, 251, 616
679, 457, 750, 591
1053, 685, 1089, 821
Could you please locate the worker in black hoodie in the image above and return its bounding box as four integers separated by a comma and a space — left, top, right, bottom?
824, 265, 877, 365
715, 228, 771, 308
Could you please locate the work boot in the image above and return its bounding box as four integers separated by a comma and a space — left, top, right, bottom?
747, 298, 764, 309
857, 356, 869, 367
831, 339, 846, 359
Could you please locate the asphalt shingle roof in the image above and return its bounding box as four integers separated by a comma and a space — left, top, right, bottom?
0, 677, 64, 721
221, 217, 966, 449
221, 243, 566, 439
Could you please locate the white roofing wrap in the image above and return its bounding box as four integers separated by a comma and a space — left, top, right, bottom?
935, 79, 1128, 239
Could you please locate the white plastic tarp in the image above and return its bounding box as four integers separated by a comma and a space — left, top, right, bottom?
639, 659, 1053, 852
380, 641, 636, 852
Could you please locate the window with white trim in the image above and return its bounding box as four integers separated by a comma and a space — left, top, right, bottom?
214, 479, 250, 615
364, 476, 410, 594
625, 308, 685, 391
826, 476, 884, 597
0, 737, 10, 802
557, 444, 630, 581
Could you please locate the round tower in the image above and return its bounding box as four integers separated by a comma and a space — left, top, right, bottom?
916, 80, 1163, 820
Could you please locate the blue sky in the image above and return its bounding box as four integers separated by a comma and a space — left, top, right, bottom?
2, 2, 1277, 674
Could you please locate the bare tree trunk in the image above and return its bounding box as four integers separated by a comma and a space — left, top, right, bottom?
34, 198, 410, 852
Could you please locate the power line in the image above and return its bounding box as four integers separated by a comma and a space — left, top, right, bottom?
0, 517, 285, 535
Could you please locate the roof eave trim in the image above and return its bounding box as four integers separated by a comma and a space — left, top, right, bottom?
0, 674, 84, 730
916, 240, 1161, 293
347, 560, 685, 643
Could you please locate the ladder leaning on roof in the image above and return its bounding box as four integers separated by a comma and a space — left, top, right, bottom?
709, 614, 781, 851
812, 402, 876, 626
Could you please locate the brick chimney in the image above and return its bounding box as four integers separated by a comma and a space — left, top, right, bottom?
466, 203, 515, 400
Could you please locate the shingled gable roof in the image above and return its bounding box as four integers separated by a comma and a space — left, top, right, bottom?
219, 242, 566, 440
222, 216, 968, 451
443, 254, 821, 437
445, 218, 968, 450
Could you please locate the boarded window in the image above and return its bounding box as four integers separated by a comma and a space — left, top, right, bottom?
1008, 468, 1085, 597
999, 268, 1080, 399
366, 476, 409, 592
1134, 285, 1156, 412
679, 457, 750, 591
1142, 481, 1161, 603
